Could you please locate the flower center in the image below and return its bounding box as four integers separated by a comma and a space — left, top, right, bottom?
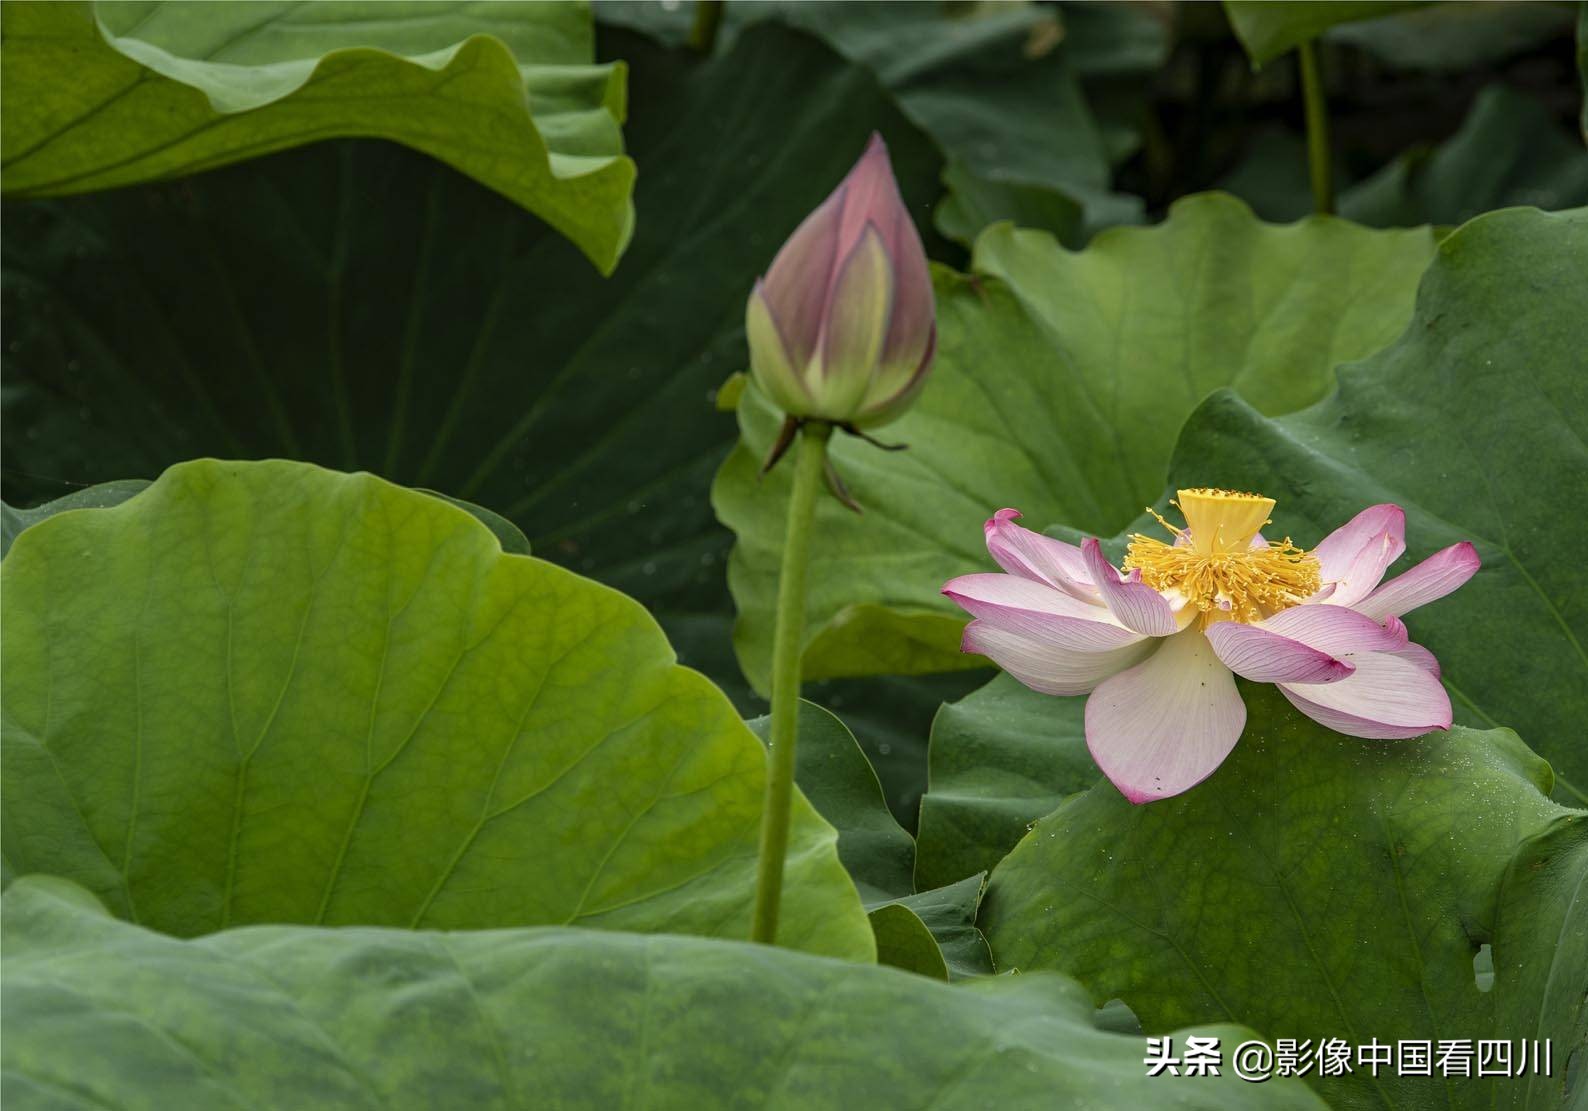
1123, 488, 1320, 625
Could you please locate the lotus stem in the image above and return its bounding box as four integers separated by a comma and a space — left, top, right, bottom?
1299, 41, 1334, 215
689, 0, 723, 53
750, 420, 830, 944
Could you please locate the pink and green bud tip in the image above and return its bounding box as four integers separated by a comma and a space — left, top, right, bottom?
746, 133, 936, 430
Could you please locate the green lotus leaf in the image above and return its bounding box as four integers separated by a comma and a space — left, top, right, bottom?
0, 876, 1326, 1110
0, 477, 529, 559
866, 901, 951, 981
715, 194, 1437, 693
1490, 815, 1588, 1110
1325, 2, 1575, 72
0, 1, 634, 272
982, 684, 1577, 1111
0, 479, 150, 558
749, 700, 915, 906
1222, 1, 1428, 66
870, 872, 995, 981
915, 673, 1091, 891
0, 459, 872, 959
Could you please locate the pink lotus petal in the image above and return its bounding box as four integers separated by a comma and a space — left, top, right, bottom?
761, 182, 845, 370
1278, 652, 1451, 739
962, 620, 1155, 697
942, 573, 1139, 650
1353, 542, 1480, 622
1204, 621, 1355, 684
1259, 603, 1406, 657
1311, 503, 1406, 606
983, 509, 1099, 601
1383, 616, 1442, 677
1085, 628, 1246, 804
1082, 538, 1180, 637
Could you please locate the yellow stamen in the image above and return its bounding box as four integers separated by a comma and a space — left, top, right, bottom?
1124, 488, 1320, 626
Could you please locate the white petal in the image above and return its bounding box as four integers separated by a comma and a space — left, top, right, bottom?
942, 574, 1141, 651
1204, 621, 1354, 684
1278, 652, 1451, 739
1084, 627, 1246, 804
963, 620, 1154, 697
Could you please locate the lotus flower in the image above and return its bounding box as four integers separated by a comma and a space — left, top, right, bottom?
746, 133, 936, 430
943, 489, 1480, 804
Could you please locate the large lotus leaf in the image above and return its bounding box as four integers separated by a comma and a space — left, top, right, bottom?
914, 673, 1092, 891
1222, 1, 1429, 66
0, 476, 531, 560
0, 22, 943, 715
0, 459, 872, 959
1325, 2, 1576, 72
982, 684, 1577, 1111
1490, 816, 1588, 1110
0, 2, 634, 273
1156, 205, 1588, 799
714, 194, 1438, 693
0, 877, 1326, 1111
0, 479, 150, 558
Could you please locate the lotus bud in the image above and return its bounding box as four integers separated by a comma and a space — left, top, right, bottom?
746, 133, 936, 433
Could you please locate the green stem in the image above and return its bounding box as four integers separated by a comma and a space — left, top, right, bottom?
750, 421, 830, 945
1298, 41, 1334, 215
689, 0, 723, 53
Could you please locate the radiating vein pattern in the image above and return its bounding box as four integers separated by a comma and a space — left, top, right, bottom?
0, 459, 872, 960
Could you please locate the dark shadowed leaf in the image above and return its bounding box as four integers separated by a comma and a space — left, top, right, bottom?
0, 23, 944, 713
1341, 86, 1588, 229
1326, 2, 1575, 72
1223, 1, 1429, 67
